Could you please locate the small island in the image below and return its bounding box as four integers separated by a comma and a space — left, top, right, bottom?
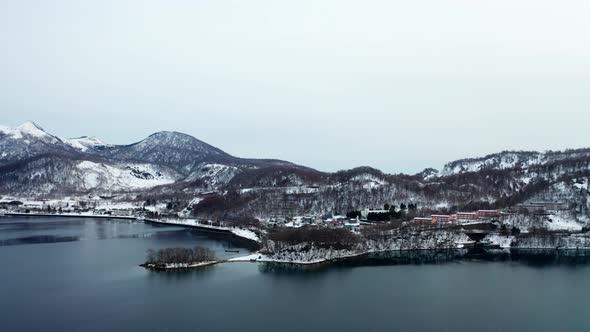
140, 246, 218, 270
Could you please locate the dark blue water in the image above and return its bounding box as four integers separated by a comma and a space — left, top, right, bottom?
1, 217, 589, 332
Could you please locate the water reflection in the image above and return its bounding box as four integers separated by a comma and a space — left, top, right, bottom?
0, 217, 250, 252
145, 264, 218, 280
0, 235, 81, 246
258, 249, 590, 274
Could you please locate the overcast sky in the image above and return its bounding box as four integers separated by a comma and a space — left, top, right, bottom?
1, 1, 589, 174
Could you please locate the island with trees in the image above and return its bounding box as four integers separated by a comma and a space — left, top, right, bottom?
141, 246, 217, 270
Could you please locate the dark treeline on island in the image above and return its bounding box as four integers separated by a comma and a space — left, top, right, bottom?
267, 227, 359, 251
143, 246, 216, 269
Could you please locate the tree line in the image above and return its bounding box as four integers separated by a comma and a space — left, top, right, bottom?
268, 226, 359, 250
145, 246, 215, 264
346, 202, 418, 222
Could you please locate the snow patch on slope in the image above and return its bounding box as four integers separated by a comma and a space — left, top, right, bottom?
500, 212, 587, 233
441, 150, 590, 176
77, 161, 176, 190
350, 173, 386, 189
188, 163, 241, 187
64, 136, 110, 152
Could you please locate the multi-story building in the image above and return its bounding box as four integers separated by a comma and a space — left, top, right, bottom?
431, 215, 452, 223
456, 212, 478, 221
477, 210, 501, 218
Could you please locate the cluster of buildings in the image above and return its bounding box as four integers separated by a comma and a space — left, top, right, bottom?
515, 201, 568, 213
411, 200, 570, 224
413, 210, 503, 224
0, 197, 172, 219
265, 214, 363, 233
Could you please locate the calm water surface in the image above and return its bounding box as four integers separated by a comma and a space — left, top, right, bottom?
0, 216, 589, 332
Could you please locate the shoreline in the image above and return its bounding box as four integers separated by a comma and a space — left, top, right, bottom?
140, 261, 220, 271
142, 247, 590, 271
142, 218, 262, 250
228, 245, 590, 267
5, 212, 590, 268
2, 212, 137, 221
0, 211, 262, 249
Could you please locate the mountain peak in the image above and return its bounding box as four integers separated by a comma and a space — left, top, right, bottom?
147, 130, 198, 141
140, 131, 221, 152
0, 121, 59, 142
17, 121, 45, 134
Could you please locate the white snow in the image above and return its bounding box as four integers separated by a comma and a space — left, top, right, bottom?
95, 201, 139, 210
284, 221, 304, 228
162, 261, 218, 269
228, 250, 363, 265
230, 228, 260, 242
143, 203, 168, 213
187, 163, 240, 187
573, 178, 589, 191
545, 214, 584, 232
147, 218, 261, 243
17, 122, 49, 138
0, 125, 11, 135
64, 136, 109, 151
0, 121, 59, 142
499, 213, 586, 233
240, 186, 319, 195
77, 161, 176, 190
229, 253, 265, 262
483, 234, 514, 248
351, 174, 385, 190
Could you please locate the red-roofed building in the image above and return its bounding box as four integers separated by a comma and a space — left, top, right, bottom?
477, 210, 501, 218
431, 215, 452, 223
456, 212, 478, 221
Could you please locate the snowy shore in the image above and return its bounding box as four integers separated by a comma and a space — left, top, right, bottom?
140, 261, 219, 270
142, 218, 260, 243
4, 211, 590, 267
3, 212, 137, 220
230, 230, 590, 266
0, 212, 261, 245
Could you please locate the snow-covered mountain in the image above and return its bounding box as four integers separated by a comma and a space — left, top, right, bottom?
0, 122, 304, 195
0, 156, 181, 196
96, 131, 232, 175
1, 121, 589, 221
0, 122, 78, 166
0, 121, 60, 143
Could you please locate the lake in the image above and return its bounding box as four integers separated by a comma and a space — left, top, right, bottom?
1, 216, 589, 332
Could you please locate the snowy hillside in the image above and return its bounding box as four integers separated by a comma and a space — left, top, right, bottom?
64, 136, 111, 152
186, 163, 241, 187
2, 121, 590, 223
0, 122, 78, 166
76, 161, 179, 190
99, 131, 231, 175
441, 150, 590, 176
0, 121, 304, 196
0, 121, 61, 143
